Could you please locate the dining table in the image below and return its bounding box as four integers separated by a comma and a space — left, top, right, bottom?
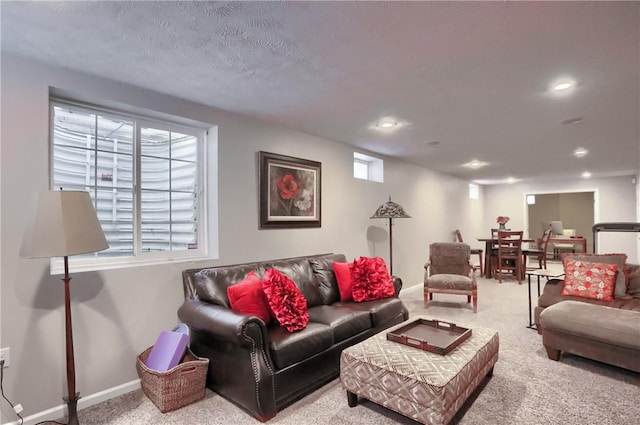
477, 236, 534, 278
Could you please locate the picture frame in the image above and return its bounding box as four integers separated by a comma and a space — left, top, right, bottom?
259, 151, 321, 229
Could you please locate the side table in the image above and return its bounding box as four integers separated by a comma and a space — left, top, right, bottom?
525, 269, 564, 329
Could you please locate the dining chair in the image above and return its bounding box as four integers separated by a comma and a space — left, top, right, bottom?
455, 229, 483, 276
424, 242, 477, 312
487, 228, 500, 278
495, 230, 524, 284
523, 228, 553, 271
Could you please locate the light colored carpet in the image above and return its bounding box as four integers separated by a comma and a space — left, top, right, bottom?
79, 275, 639, 425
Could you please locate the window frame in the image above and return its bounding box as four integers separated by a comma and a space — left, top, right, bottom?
49, 99, 212, 274
353, 152, 384, 183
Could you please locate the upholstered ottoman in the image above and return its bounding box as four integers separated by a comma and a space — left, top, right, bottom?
340, 321, 499, 425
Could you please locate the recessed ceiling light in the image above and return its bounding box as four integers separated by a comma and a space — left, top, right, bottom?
573, 148, 588, 158
506, 177, 517, 184
562, 117, 583, 125
552, 80, 575, 91
369, 117, 410, 133
462, 159, 488, 169
377, 118, 396, 128
582, 171, 592, 179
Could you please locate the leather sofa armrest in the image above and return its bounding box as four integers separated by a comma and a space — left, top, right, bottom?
392, 276, 403, 297
177, 298, 267, 348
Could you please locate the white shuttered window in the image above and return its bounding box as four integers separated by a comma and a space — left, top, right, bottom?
50, 101, 208, 271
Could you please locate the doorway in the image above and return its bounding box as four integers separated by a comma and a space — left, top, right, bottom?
526, 191, 596, 254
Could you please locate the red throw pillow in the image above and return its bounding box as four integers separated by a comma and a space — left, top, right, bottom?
333, 262, 354, 302
561, 258, 617, 301
350, 256, 395, 302
227, 271, 272, 324
262, 268, 309, 332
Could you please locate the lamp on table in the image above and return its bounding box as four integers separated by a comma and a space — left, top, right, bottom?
20, 190, 108, 425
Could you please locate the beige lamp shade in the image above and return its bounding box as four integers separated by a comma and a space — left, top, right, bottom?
20, 190, 109, 258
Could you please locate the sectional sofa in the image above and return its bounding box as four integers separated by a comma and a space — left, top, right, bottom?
535, 258, 640, 372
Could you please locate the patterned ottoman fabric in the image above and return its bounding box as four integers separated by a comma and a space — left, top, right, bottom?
340, 320, 499, 425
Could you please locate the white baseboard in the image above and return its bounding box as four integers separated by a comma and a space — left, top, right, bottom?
3, 380, 141, 425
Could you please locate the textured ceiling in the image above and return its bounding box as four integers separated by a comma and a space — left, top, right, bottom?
2, 1, 639, 184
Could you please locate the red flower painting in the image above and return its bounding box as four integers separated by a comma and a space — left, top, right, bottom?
260, 151, 321, 229
270, 166, 315, 217
276, 174, 299, 200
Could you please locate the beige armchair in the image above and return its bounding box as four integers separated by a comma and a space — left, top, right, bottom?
424, 242, 477, 313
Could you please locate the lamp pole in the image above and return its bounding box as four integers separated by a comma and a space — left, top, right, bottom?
62, 256, 80, 425
388, 217, 394, 275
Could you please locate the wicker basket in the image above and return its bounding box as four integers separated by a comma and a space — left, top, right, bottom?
136, 346, 209, 413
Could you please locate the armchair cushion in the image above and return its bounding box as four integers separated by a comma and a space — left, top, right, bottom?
262, 268, 309, 332
428, 242, 470, 275
427, 274, 474, 290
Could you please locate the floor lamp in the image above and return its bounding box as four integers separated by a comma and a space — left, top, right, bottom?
20, 190, 108, 425
370, 196, 411, 275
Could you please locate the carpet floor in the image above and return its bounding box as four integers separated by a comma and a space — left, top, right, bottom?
78, 274, 639, 425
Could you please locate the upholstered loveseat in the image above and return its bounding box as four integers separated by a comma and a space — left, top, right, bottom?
534, 255, 640, 372
177, 253, 409, 421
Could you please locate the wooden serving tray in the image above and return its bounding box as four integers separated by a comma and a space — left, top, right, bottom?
386, 318, 472, 355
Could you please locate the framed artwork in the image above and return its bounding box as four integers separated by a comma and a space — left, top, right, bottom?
259, 151, 321, 229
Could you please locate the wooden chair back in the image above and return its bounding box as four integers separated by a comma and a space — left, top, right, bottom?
496, 230, 524, 283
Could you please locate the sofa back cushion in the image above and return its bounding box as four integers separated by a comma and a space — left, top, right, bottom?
309, 254, 347, 305
194, 263, 264, 307
261, 258, 324, 307
627, 264, 640, 299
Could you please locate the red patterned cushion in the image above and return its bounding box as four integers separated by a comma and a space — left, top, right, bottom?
262, 268, 309, 332
227, 271, 272, 324
333, 262, 354, 301
350, 256, 395, 302
561, 258, 617, 301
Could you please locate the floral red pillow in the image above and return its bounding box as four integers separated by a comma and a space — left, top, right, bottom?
261, 268, 309, 332
562, 258, 617, 301
333, 262, 354, 301
350, 256, 395, 302
227, 271, 272, 324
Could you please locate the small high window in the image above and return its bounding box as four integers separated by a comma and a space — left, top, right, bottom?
353, 152, 383, 182
469, 183, 479, 199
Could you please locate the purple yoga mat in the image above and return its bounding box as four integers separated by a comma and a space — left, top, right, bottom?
145, 331, 189, 372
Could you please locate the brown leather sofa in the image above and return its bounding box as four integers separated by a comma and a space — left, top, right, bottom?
177, 253, 409, 421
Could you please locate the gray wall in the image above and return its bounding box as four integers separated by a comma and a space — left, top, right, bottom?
0, 55, 486, 420
485, 177, 638, 261
1, 54, 637, 422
